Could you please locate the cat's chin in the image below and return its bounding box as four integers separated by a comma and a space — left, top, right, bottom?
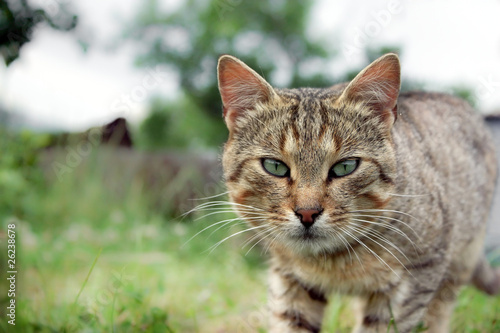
280, 232, 345, 256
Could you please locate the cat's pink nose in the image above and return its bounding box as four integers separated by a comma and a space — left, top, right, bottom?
295, 208, 323, 228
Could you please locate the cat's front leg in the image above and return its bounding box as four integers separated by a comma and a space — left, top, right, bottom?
353, 290, 427, 333
354, 280, 436, 333
268, 266, 327, 333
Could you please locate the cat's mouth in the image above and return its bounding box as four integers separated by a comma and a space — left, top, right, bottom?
282, 227, 341, 255
296, 230, 317, 240
291, 227, 323, 242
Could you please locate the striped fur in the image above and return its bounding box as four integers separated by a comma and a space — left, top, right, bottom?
217, 54, 499, 332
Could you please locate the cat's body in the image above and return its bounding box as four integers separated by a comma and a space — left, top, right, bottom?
217, 54, 500, 332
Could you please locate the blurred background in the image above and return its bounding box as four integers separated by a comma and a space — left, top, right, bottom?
1, 0, 499, 332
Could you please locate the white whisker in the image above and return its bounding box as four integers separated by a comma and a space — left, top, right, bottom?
264, 230, 285, 255
244, 226, 278, 255
351, 209, 420, 223
208, 217, 269, 236
335, 229, 365, 269
182, 200, 265, 217
181, 217, 242, 248
189, 190, 231, 201
208, 225, 270, 254
348, 222, 413, 277
331, 228, 353, 264
387, 192, 429, 198
340, 226, 400, 278
350, 215, 419, 245
241, 224, 274, 248
351, 213, 420, 239
192, 210, 254, 221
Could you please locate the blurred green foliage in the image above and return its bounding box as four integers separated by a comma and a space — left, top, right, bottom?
0, 0, 77, 65
137, 96, 226, 150
0, 126, 49, 219
451, 85, 477, 107
127, 0, 337, 149
129, 0, 333, 114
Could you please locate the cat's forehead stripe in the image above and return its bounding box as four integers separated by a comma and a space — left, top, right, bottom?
285, 96, 341, 152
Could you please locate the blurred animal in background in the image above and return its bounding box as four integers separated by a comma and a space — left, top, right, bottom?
38, 117, 222, 216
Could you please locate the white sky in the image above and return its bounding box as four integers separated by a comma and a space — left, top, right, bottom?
0, 0, 499, 131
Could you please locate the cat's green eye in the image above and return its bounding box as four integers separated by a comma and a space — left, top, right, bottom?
330, 159, 359, 178
262, 158, 290, 177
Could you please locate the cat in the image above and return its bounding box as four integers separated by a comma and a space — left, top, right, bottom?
216, 53, 500, 333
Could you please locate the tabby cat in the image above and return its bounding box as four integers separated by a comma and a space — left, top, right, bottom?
216, 53, 500, 332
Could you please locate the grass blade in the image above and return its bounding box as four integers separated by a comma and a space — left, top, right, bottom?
73, 248, 103, 306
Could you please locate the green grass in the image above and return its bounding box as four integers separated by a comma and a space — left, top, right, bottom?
0, 156, 273, 332
1, 141, 499, 332
8, 212, 499, 333
6, 208, 272, 332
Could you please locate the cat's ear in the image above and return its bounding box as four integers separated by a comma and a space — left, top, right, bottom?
337, 53, 401, 126
217, 55, 277, 128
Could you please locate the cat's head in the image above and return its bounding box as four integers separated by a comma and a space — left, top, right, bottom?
218, 54, 400, 255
